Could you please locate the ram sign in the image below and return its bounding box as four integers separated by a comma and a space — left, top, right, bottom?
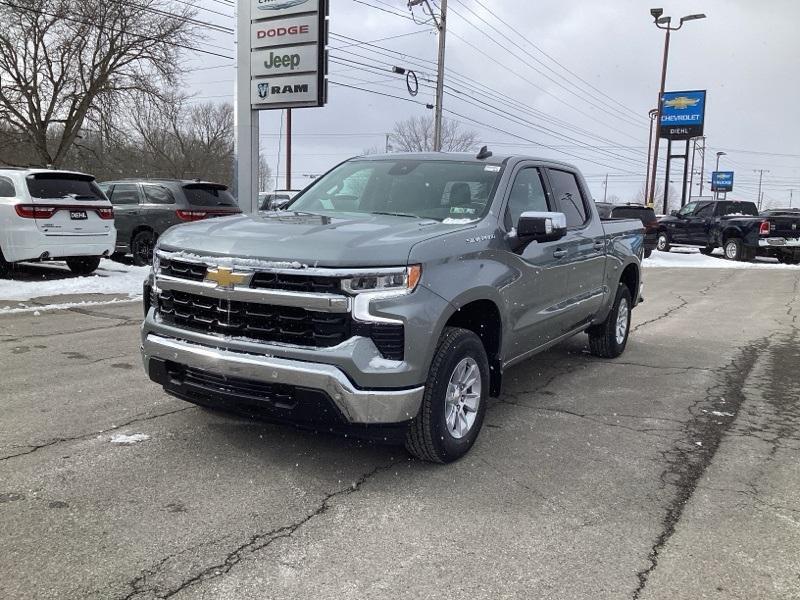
711, 171, 735, 193
659, 90, 706, 140
248, 0, 328, 110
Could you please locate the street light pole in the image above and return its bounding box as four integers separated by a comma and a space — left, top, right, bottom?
714, 151, 726, 200
647, 9, 707, 211
645, 108, 658, 203
409, 0, 447, 151
754, 169, 770, 210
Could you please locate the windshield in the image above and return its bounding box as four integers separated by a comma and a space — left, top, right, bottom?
289, 159, 504, 222
183, 185, 237, 207
26, 173, 105, 200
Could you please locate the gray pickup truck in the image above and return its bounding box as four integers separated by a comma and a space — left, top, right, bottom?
141, 152, 643, 463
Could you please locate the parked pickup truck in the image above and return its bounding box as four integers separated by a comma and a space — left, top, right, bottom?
657, 199, 800, 263
141, 152, 644, 463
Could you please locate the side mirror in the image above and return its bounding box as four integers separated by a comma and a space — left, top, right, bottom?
670, 210, 680, 217
516, 211, 568, 246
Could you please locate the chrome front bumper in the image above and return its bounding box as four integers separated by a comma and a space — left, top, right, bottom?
142, 334, 424, 424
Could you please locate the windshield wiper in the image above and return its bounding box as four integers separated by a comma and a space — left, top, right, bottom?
371, 211, 419, 218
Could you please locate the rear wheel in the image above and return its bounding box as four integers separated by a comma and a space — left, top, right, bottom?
405, 327, 489, 463
0, 247, 11, 278
131, 230, 156, 267
778, 253, 800, 265
66, 256, 101, 276
588, 285, 632, 359
644, 248, 653, 259
656, 231, 671, 253
723, 238, 753, 262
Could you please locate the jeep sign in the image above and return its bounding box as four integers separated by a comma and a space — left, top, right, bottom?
251, 44, 319, 77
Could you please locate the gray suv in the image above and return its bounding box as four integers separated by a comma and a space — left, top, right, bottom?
98, 179, 241, 265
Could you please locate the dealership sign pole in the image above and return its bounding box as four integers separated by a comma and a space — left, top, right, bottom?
235, 0, 328, 213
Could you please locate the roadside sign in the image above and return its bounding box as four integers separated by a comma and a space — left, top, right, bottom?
711, 171, 734, 192
248, 0, 328, 110
659, 90, 706, 140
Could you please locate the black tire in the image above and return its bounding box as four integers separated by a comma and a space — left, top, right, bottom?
644, 248, 653, 259
778, 254, 800, 265
588, 285, 632, 359
66, 256, 101, 276
131, 230, 156, 267
0, 248, 11, 279
110, 252, 127, 263
405, 327, 489, 464
722, 238, 752, 262
699, 246, 715, 256
656, 231, 671, 253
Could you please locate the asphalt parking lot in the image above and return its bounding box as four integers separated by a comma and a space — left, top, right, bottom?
1, 267, 799, 600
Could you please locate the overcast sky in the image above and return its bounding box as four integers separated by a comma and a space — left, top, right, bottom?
183, 0, 800, 207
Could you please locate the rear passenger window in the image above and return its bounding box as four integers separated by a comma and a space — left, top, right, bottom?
143, 185, 175, 205
548, 169, 588, 228
507, 168, 549, 225
0, 176, 15, 198
108, 184, 140, 206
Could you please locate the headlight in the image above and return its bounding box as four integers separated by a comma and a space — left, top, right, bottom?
341, 265, 422, 295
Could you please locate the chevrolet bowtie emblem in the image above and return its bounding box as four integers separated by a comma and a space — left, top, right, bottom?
205, 267, 250, 289
664, 96, 700, 110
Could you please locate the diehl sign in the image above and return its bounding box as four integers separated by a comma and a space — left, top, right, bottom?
659, 90, 706, 140
711, 171, 734, 193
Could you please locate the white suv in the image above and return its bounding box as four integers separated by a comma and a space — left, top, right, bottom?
0, 168, 116, 276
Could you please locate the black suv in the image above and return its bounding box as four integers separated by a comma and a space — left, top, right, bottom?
596, 202, 658, 257
99, 179, 241, 265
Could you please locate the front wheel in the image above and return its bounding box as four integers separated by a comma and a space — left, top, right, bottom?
131, 230, 156, 267
405, 327, 489, 464
656, 231, 671, 253
66, 256, 101, 276
588, 285, 632, 359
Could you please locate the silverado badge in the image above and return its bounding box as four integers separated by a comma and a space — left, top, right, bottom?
205, 267, 251, 290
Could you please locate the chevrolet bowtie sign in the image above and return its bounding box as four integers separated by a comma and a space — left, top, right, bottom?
247, 0, 328, 110
659, 90, 707, 141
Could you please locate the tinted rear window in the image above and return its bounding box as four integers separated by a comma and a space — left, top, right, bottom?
720, 202, 758, 216
183, 185, 237, 207
611, 206, 657, 223
27, 174, 105, 200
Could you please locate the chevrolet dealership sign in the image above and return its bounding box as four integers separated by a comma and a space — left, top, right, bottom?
248, 0, 328, 109
659, 90, 706, 140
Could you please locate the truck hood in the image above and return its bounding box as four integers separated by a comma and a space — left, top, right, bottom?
157, 211, 474, 267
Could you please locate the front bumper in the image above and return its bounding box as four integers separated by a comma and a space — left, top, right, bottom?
141, 333, 424, 424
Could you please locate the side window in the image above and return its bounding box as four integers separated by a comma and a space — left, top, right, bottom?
507, 168, 549, 226
694, 203, 714, 217
108, 184, 141, 206
547, 169, 588, 228
143, 185, 175, 205
677, 202, 697, 217
0, 176, 16, 198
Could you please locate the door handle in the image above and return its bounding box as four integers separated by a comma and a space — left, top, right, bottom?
553, 249, 567, 259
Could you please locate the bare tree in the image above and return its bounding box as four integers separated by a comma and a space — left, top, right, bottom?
258, 155, 273, 192
0, 0, 196, 167
634, 180, 678, 210
390, 115, 479, 153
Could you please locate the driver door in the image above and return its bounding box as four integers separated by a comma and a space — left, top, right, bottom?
500, 166, 571, 356
668, 202, 697, 243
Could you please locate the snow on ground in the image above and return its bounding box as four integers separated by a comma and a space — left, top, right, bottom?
644, 248, 800, 269
0, 260, 150, 302
110, 433, 150, 445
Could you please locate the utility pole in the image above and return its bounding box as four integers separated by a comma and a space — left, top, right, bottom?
790, 189, 794, 208
754, 169, 770, 210
409, 0, 447, 151
385, 133, 392, 153
698, 137, 706, 196
285, 109, 292, 190
603, 174, 608, 202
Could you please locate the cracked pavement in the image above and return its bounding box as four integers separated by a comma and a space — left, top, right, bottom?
1, 268, 799, 599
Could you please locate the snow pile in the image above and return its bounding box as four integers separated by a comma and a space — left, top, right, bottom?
644, 248, 800, 269
110, 433, 150, 445
0, 260, 150, 301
